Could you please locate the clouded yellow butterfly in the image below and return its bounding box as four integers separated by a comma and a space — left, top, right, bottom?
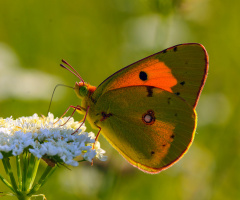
60, 43, 208, 173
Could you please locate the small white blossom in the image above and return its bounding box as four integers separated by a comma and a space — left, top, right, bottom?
0, 113, 107, 166
95, 141, 108, 161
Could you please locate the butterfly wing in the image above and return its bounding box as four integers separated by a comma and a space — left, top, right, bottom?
92, 43, 208, 108
89, 86, 196, 173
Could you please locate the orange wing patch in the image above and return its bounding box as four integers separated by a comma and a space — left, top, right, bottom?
108, 59, 177, 93
150, 120, 176, 162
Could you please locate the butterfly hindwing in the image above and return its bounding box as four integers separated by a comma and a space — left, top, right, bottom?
89, 86, 196, 173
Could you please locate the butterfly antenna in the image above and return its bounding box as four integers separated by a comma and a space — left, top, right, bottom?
60, 59, 85, 84
47, 84, 74, 115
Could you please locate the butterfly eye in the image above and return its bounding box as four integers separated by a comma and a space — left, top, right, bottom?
79, 85, 88, 97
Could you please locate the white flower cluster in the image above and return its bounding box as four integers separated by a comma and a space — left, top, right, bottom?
0, 113, 107, 166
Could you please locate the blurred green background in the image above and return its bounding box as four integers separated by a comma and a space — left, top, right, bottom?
0, 0, 239, 199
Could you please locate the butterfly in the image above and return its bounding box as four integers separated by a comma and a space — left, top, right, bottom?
60, 43, 208, 173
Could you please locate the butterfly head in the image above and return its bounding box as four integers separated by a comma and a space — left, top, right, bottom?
74, 82, 96, 99
60, 59, 96, 98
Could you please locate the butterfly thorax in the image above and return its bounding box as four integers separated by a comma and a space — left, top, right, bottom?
74, 81, 114, 131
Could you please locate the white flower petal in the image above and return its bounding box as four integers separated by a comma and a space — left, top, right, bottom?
0, 113, 107, 166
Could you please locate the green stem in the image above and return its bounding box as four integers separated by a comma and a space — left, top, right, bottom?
25, 153, 35, 191
0, 172, 15, 192
3, 157, 20, 194
27, 165, 57, 196
2, 157, 9, 176
16, 155, 22, 190
16, 193, 31, 200
26, 154, 40, 191
22, 151, 29, 192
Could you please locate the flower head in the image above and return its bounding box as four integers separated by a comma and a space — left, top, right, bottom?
0, 113, 107, 166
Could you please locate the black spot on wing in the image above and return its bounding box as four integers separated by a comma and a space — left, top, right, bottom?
173, 46, 177, 52
175, 92, 180, 96
146, 86, 154, 97
180, 81, 185, 86
163, 49, 167, 53
139, 71, 148, 81
100, 112, 113, 122
167, 97, 171, 104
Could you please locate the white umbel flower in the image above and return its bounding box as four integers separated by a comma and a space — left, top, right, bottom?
0, 113, 107, 166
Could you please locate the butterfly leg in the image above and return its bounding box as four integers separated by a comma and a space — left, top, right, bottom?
92, 122, 102, 150
54, 105, 82, 125
95, 126, 101, 142
60, 105, 83, 126
91, 123, 102, 166
71, 106, 90, 135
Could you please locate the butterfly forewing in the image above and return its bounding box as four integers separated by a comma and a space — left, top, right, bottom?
92, 43, 208, 108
